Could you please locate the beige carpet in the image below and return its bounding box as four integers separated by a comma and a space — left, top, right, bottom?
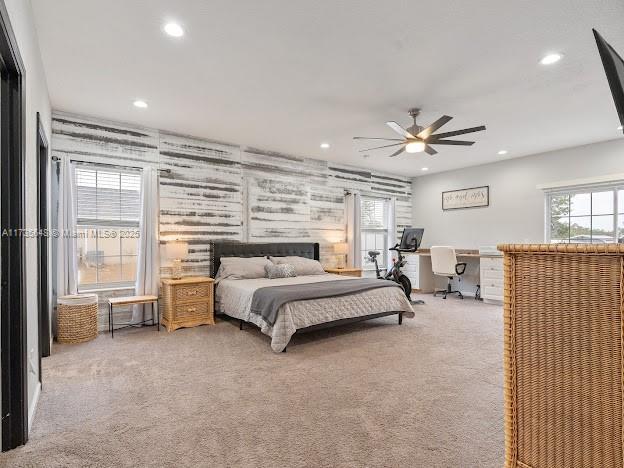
1, 295, 504, 468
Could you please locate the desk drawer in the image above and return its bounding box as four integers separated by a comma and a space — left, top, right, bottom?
482, 277, 504, 288
483, 285, 503, 300
174, 283, 212, 304
482, 268, 503, 281
481, 257, 503, 271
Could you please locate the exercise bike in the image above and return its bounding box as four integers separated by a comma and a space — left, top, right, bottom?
368, 227, 425, 305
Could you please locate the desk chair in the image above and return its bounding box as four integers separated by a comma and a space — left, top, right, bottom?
430, 246, 467, 299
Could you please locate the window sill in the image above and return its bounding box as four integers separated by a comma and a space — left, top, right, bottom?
78, 285, 135, 294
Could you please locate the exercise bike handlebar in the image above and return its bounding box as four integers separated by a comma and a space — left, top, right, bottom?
389, 242, 418, 253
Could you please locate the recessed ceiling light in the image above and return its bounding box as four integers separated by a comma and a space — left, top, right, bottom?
164, 22, 184, 37
133, 100, 148, 108
498, 150, 508, 155
421, 167, 429, 171
540, 53, 563, 65
320, 142, 330, 149
618, 125, 623, 131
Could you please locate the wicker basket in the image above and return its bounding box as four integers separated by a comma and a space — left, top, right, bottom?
498, 244, 624, 468
57, 294, 99, 344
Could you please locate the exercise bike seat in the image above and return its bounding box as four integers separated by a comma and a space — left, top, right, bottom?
368, 250, 380, 259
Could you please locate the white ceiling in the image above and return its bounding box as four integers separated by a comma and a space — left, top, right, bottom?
32, 0, 624, 176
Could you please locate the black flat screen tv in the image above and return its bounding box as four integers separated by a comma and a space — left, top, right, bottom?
594, 29, 624, 134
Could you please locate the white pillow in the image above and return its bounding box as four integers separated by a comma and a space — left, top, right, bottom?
270, 256, 326, 276
215, 256, 271, 282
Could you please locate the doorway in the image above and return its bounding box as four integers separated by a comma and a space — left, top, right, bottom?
0, 0, 28, 451
36, 113, 50, 383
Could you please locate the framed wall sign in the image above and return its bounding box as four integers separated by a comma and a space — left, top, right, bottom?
442, 186, 489, 210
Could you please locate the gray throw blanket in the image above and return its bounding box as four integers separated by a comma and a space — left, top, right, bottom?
250, 278, 401, 326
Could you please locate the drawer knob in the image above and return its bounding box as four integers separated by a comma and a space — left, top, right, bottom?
188, 307, 196, 313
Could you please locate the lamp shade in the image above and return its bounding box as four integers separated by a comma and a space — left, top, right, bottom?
166, 241, 188, 260
333, 242, 348, 255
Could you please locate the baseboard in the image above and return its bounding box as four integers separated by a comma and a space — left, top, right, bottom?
28, 381, 41, 432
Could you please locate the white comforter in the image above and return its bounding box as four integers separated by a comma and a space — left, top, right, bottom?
215, 274, 415, 352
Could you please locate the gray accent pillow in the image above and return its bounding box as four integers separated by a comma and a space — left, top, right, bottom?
215, 256, 272, 282
265, 263, 297, 279
270, 256, 326, 276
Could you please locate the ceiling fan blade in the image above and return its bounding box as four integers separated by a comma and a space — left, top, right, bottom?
429, 125, 486, 140
417, 115, 453, 139
424, 145, 438, 156
353, 137, 404, 141
386, 121, 416, 139
388, 147, 406, 158
429, 139, 475, 146
359, 142, 404, 152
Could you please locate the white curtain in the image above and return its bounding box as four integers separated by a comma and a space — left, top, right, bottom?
132, 167, 160, 324
386, 197, 397, 269
57, 158, 78, 297
345, 192, 362, 268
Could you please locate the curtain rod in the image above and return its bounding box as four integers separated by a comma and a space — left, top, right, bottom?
51, 156, 171, 174
344, 189, 392, 201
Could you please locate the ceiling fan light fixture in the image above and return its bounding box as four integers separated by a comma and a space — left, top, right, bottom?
405, 141, 426, 153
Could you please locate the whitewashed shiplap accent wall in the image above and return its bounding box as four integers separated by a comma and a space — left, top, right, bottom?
52, 112, 412, 278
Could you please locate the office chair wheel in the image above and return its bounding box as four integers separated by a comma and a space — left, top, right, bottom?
459, 292, 464, 300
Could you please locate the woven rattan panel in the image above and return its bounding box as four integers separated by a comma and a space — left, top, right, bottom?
511, 253, 622, 468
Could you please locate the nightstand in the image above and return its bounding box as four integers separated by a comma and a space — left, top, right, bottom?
324, 267, 362, 277
161, 277, 214, 332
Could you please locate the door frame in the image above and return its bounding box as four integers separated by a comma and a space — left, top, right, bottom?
0, 0, 28, 451
36, 112, 50, 381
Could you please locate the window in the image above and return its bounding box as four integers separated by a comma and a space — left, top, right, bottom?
546, 185, 624, 243
360, 197, 389, 270
74, 164, 142, 289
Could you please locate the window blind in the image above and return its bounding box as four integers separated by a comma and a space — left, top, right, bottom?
360, 198, 386, 229
75, 164, 141, 227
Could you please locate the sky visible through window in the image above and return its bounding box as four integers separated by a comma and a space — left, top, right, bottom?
549, 188, 624, 243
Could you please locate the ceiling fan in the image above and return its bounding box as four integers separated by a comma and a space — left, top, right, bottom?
354, 108, 486, 157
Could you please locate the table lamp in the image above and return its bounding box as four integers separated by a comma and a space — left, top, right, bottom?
166, 241, 188, 279
333, 242, 348, 268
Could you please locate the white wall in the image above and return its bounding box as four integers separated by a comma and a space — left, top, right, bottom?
412, 138, 624, 248
3, 0, 52, 430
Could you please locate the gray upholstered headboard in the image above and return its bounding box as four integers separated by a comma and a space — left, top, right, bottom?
210, 242, 320, 278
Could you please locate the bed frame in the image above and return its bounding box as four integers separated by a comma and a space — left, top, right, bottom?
210, 242, 404, 349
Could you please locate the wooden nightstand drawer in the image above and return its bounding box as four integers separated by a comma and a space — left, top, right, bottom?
171, 301, 212, 321
175, 283, 211, 304
324, 268, 362, 277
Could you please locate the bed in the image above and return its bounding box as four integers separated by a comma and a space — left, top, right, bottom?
211, 242, 415, 352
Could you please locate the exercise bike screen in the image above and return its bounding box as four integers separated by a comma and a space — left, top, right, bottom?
399, 228, 424, 250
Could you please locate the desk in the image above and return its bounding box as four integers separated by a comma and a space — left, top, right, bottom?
411, 248, 499, 258
403, 249, 503, 303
